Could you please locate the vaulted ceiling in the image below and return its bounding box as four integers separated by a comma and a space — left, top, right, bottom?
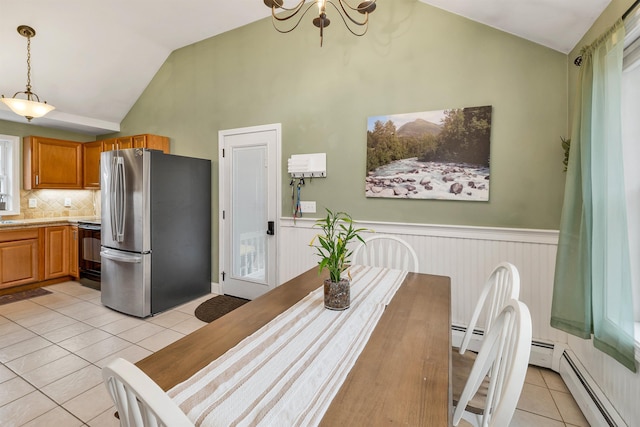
1, 0, 610, 136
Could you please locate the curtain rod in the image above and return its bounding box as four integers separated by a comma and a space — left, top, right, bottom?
574, 0, 640, 66
623, 0, 640, 19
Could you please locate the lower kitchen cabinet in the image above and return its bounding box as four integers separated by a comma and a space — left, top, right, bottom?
44, 226, 70, 280
0, 224, 88, 292
0, 230, 39, 289
69, 225, 79, 279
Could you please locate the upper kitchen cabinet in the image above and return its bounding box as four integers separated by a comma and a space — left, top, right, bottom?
103, 136, 133, 151
132, 134, 169, 152
102, 135, 169, 153
83, 134, 169, 189
83, 141, 103, 189
23, 136, 83, 189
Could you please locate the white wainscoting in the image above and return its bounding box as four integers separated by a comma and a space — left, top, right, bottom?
279, 217, 566, 346
277, 217, 640, 424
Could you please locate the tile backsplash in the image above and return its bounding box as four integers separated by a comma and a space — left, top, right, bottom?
5, 189, 99, 220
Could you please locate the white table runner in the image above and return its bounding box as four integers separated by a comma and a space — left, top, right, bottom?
168, 265, 408, 426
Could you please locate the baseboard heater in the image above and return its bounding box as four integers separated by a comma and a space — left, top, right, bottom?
451, 324, 553, 367
559, 350, 626, 427
452, 325, 625, 426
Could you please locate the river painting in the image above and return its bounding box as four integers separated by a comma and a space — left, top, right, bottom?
366, 106, 492, 201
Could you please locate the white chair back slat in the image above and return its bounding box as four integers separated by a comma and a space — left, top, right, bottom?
459, 262, 520, 354
102, 357, 194, 427
352, 235, 419, 272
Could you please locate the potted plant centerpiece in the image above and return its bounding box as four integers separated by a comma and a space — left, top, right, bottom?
310, 209, 366, 310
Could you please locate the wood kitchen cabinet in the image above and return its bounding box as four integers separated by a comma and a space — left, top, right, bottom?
83, 141, 103, 189
103, 136, 133, 151
43, 226, 70, 280
24, 136, 83, 189
102, 134, 169, 153
69, 225, 79, 279
132, 134, 169, 152
0, 229, 39, 290
84, 134, 170, 188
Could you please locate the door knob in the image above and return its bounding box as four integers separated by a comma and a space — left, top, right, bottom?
267, 221, 275, 236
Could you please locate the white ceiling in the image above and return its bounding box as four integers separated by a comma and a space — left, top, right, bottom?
1, 0, 611, 136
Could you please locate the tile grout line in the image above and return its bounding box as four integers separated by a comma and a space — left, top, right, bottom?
0, 284, 203, 426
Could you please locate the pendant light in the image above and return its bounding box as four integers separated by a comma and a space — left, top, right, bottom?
1, 25, 55, 122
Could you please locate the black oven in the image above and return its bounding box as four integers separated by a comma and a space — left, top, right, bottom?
78, 221, 101, 288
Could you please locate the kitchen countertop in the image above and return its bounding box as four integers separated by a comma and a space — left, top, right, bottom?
0, 216, 101, 230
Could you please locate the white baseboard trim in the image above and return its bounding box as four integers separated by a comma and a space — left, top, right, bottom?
210, 282, 221, 295
556, 347, 627, 427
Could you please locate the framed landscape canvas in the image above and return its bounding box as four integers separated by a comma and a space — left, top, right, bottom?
366, 106, 492, 201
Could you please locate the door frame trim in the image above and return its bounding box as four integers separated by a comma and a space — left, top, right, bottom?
218, 123, 282, 295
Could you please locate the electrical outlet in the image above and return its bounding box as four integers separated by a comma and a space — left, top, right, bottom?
300, 201, 316, 213
64, 198, 72, 207
28, 198, 37, 208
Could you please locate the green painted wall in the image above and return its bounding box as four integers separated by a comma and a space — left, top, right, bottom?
115, 0, 568, 276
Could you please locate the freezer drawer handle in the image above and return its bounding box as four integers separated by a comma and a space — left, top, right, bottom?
100, 250, 142, 263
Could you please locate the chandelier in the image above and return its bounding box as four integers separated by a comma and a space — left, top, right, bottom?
263, 0, 376, 46
1, 25, 55, 122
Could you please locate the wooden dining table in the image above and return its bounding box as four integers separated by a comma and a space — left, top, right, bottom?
136, 266, 452, 426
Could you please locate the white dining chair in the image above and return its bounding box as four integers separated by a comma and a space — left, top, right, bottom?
452, 299, 532, 427
102, 357, 194, 427
352, 235, 419, 272
457, 262, 520, 355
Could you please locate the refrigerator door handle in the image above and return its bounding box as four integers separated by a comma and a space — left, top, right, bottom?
100, 250, 142, 264
110, 156, 127, 242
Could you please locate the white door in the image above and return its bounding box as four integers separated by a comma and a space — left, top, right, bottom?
219, 124, 280, 299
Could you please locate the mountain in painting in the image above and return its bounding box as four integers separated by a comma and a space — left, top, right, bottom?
396, 119, 442, 137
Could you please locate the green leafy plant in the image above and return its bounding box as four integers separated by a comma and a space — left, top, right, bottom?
561, 137, 571, 172
310, 209, 367, 282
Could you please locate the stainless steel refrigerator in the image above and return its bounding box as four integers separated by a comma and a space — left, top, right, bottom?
100, 148, 211, 317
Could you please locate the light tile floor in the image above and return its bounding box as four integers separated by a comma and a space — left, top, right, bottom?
0, 281, 210, 426
0, 281, 590, 426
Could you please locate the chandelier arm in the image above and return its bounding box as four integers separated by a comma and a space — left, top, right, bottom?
271, 1, 315, 22
271, 2, 318, 33
275, 0, 305, 12
336, 0, 375, 13
327, 1, 370, 36
329, 0, 369, 27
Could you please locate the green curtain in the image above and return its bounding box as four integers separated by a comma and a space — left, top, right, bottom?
552, 19, 637, 372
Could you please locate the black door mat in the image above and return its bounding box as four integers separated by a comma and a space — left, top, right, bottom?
194, 295, 250, 323
0, 288, 52, 306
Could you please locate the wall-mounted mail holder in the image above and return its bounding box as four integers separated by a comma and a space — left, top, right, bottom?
287, 153, 327, 178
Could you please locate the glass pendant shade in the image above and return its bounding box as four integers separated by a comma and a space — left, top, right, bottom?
1, 96, 55, 121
